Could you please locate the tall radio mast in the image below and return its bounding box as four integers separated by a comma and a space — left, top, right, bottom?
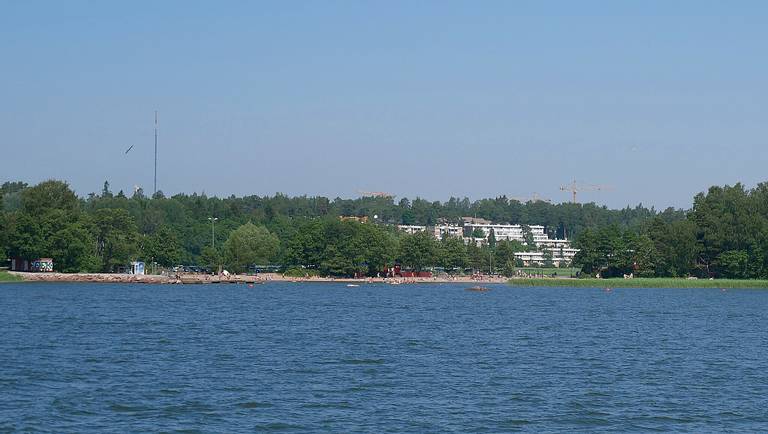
153, 110, 158, 196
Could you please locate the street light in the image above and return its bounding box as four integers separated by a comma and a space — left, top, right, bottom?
208, 217, 218, 248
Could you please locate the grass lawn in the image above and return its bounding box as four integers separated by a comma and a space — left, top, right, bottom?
508, 277, 768, 289
516, 267, 580, 277
0, 271, 23, 282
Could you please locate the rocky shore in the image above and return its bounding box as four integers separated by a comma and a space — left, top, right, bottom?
8, 272, 265, 284
8, 271, 510, 285
10, 272, 173, 284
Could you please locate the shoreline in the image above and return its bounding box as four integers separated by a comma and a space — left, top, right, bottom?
5, 271, 510, 285
508, 277, 768, 289
8, 272, 767, 289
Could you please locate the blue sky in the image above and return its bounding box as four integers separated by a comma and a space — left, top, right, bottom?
2, 1, 766, 209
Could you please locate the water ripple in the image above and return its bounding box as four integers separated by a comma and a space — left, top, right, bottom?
1, 283, 768, 432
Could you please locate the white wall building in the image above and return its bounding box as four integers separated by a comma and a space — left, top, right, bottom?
513, 248, 578, 267
397, 225, 427, 234
462, 219, 548, 245
396, 220, 578, 266
462, 217, 578, 266
434, 224, 463, 239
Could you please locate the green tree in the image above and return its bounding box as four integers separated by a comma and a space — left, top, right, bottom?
495, 240, 525, 265
359, 224, 397, 275
689, 183, 762, 277
102, 180, 113, 198
573, 225, 631, 277
318, 220, 367, 277
48, 220, 100, 272
521, 224, 536, 251
141, 225, 183, 267
439, 236, 468, 271
542, 249, 554, 268
630, 234, 657, 277
398, 231, 438, 271
283, 219, 326, 268
199, 245, 222, 272
0, 212, 7, 259
223, 222, 279, 273
501, 260, 517, 277
92, 208, 139, 272
717, 250, 749, 279
0, 181, 28, 196
466, 242, 490, 272
5, 213, 47, 260
646, 218, 697, 277
488, 228, 497, 248
21, 180, 79, 215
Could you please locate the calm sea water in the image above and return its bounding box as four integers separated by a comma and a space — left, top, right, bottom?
2, 282, 768, 432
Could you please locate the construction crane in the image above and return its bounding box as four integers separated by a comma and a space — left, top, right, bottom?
560, 180, 610, 203
509, 192, 551, 203
357, 190, 396, 199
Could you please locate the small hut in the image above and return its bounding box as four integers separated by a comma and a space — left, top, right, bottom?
31, 258, 54, 272
129, 261, 145, 275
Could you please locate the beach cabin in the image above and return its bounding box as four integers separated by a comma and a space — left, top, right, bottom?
10, 257, 54, 272
9, 257, 30, 272
31, 258, 54, 272
10, 258, 30, 271
129, 261, 145, 275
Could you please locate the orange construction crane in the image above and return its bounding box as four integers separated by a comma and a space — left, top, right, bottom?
357, 190, 396, 199
559, 180, 610, 203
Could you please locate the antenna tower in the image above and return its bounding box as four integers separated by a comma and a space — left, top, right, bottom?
153, 110, 158, 196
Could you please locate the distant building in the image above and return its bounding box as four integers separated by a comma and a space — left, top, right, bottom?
32, 258, 54, 272
462, 219, 579, 264
11, 257, 54, 272
434, 224, 463, 239
514, 249, 578, 267
397, 225, 427, 234
339, 216, 369, 223
9, 258, 30, 272
536, 238, 573, 250
462, 216, 492, 225
462, 221, 548, 244
129, 261, 145, 275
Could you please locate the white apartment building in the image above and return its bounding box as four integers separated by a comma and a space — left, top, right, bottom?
462, 219, 548, 245
397, 220, 577, 266
434, 224, 463, 239
514, 248, 578, 267
462, 217, 578, 266
397, 225, 427, 234
536, 238, 572, 249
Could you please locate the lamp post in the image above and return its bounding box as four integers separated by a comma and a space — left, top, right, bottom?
208, 217, 218, 249
489, 249, 493, 275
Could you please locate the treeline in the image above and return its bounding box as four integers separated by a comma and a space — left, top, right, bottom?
0, 180, 536, 275
2, 180, 674, 235
6, 179, 763, 279
0, 179, 671, 272
573, 183, 768, 279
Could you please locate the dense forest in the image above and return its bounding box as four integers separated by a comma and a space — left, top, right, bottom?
574, 182, 768, 279
1, 179, 766, 279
